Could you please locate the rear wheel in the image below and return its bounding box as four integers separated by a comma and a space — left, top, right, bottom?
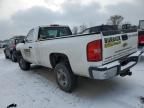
54, 62, 77, 93
18, 57, 30, 71
11, 52, 17, 62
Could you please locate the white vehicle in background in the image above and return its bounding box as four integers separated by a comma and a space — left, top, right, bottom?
16, 24, 144, 92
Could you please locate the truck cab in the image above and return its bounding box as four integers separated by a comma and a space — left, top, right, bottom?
19, 25, 72, 64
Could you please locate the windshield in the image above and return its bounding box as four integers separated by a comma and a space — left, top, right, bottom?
15, 37, 25, 44
39, 27, 72, 39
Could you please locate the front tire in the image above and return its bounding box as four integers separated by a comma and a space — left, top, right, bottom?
18, 57, 30, 71
54, 62, 77, 93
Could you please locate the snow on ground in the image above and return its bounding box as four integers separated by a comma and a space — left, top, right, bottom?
0, 49, 144, 108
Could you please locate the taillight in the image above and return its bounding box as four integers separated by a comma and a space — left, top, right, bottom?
87, 39, 102, 62
139, 35, 144, 44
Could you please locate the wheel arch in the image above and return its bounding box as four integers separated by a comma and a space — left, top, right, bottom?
16, 50, 22, 58
49, 53, 72, 69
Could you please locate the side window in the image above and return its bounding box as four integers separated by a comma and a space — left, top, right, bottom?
9, 40, 12, 47
9, 39, 14, 46
26, 29, 34, 42
15, 39, 19, 44
39, 27, 57, 39
59, 27, 72, 37
12, 39, 15, 45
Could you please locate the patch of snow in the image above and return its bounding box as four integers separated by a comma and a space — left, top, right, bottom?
0, 51, 144, 108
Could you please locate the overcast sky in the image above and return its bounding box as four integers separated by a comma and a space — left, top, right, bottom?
0, 0, 144, 40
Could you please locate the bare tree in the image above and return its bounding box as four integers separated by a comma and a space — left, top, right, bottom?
72, 26, 78, 35
108, 15, 124, 26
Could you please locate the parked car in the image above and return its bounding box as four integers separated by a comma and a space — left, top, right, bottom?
1, 40, 9, 48
4, 36, 25, 62
16, 24, 144, 92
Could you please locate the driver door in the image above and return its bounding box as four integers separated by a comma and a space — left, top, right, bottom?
22, 29, 37, 63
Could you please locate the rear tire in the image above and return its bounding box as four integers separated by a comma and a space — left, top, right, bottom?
11, 52, 17, 62
54, 62, 77, 93
18, 57, 30, 71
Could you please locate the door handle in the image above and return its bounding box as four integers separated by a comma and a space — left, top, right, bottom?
29, 46, 32, 49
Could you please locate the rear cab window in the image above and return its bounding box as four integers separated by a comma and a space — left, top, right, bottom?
38, 27, 72, 40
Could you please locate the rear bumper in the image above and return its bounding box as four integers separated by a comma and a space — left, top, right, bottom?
89, 49, 144, 80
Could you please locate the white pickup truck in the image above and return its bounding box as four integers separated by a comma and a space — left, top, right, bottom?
16, 24, 144, 92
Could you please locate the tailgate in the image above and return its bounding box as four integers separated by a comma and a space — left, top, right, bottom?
102, 32, 138, 64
